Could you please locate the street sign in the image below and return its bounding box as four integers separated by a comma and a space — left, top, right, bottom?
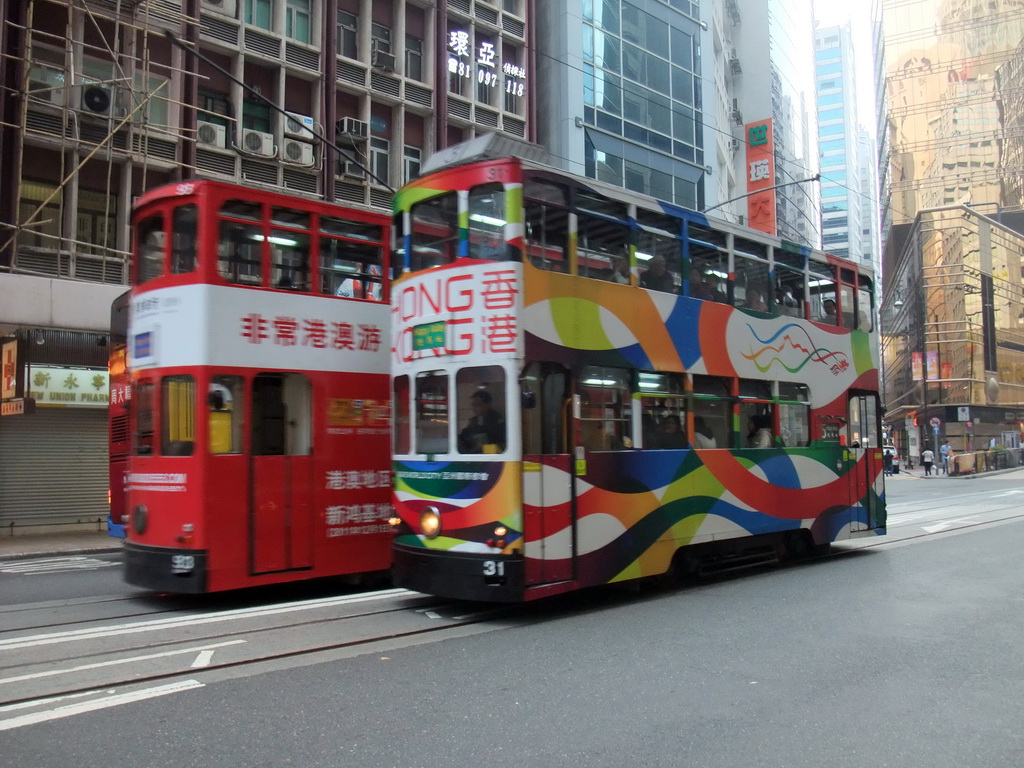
933, 426, 940, 436
929, 417, 941, 428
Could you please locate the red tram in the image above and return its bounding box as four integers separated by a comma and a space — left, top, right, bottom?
107, 290, 131, 538
122, 180, 393, 592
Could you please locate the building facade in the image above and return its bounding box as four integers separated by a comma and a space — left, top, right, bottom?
533, 0, 707, 210
710, 0, 820, 247
0, 0, 536, 530
878, 0, 1024, 461
814, 23, 866, 263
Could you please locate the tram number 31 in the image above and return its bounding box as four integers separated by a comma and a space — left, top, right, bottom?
171, 555, 195, 573
482, 560, 505, 577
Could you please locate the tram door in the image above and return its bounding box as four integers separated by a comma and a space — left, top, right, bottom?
847, 392, 883, 531
250, 373, 313, 573
521, 363, 575, 585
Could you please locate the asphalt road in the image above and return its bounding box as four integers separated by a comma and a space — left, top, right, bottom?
3, 474, 1024, 767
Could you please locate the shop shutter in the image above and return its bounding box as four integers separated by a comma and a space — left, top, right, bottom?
0, 408, 108, 531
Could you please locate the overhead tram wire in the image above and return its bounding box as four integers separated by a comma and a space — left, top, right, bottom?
525, 43, 910, 227
163, 30, 394, 193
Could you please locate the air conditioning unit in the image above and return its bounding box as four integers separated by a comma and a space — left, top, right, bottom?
729, 138, 740, 152
341, 160, 366, 179
78, 84, 124, 116
338, 117, 368, 140
371, 49, 396, 72
241, 128, 276, 157
284, 111, 315, 140
282, 138, 314, 166
197, 120, 228, 149
201, 0, 237, 17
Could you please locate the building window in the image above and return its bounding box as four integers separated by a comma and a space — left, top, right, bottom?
406, 36, 423, 81
371, 23, 392, 54
286, 0, 311, 43
337, 11, 358, 58
245, 0, 273, 30
370, 137, 390, 188
404, 145, 422, 183
242, 101, 272, 133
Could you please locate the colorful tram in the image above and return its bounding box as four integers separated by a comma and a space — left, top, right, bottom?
389, 139, 886, 603
122, 180, 393, 592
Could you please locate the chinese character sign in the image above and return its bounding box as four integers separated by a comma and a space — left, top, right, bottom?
447, 28, 526, 98
744, 119, 777, 236
393, 263, 522, 363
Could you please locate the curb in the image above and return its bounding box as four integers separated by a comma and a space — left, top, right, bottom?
0, 545, 123, 562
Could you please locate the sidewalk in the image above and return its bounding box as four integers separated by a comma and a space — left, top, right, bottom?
890, 462, 1024, 480
0, 529, 123, 561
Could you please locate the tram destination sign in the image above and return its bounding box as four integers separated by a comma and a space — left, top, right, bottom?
413, 321, 446, 352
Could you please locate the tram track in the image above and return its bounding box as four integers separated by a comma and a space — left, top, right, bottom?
1, 601, 500, 711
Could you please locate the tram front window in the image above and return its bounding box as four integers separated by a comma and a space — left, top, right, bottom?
208, 376, 243, 454
456, 367, 506, 454
161, 375, 196, 456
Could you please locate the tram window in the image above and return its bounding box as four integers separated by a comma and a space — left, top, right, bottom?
270, 207, 310, 229
739, 379, 774, 449
161, 375, 195, 456
858, 275, 874, 331
456, 366, 507, 454
271, 229, 311, 291
468, 183, 511, 261
692, 374, 731, 448
735, 254, 770, 313
578, 214, 630, 283
208, 376, 243, 455
415, 372, 449, 455
136, 216, 165, 285
320, 217, 384, 242
134, 379, 155, 456
218, 221, 263, 285
170, 205, 197, 274
393, 375, 411, 455
579, 366, 631, 451
525, 178, 568, 206
689, 242, 728, 303
577, 190, 628, 221
525, 201, 569, 273
252, 373, 311, 456
773, 264, 804, 317
808, 261, 837, 324
410, 193, 458, 271
776, 383, 810, 447
638, 372, 686, 449
847, 394, 879, 449
688, 222, 728, 250
321, 238, 384, 299
637, 229, 681, 292
691, 396, 729, 449
839, 283, 855, 329
221, 200, 262, 221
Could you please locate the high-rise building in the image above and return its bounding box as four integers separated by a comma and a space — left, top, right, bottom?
878, 0, 1024, 461
814, 23, 866, 262
711, 0, 820, 247
533, 0, 707, 210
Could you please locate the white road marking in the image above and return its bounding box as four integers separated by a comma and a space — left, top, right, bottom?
191, 650, 215, 668
0, 557, 117, 575
0, 588, 412, 652
0, 640, 245, 686
0, 680, 205, 731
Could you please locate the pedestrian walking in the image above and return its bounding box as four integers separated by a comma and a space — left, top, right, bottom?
922, 448, 935, 476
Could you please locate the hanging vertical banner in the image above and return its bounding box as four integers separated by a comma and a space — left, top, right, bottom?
1, 339, 17, 400
745, 119, 777, 236
926, 350, 939, 381
911, 352, 923, 381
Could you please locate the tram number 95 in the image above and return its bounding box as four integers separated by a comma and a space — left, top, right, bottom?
482, 560, 505, 577
171, 555, 195, 574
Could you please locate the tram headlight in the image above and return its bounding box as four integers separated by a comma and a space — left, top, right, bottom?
419, 506, 441, 539
133, 504, 148, 535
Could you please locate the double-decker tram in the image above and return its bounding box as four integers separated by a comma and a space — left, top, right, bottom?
107, 290, 131, 538
122, 180, 393, 592
389, 136, 885, 603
